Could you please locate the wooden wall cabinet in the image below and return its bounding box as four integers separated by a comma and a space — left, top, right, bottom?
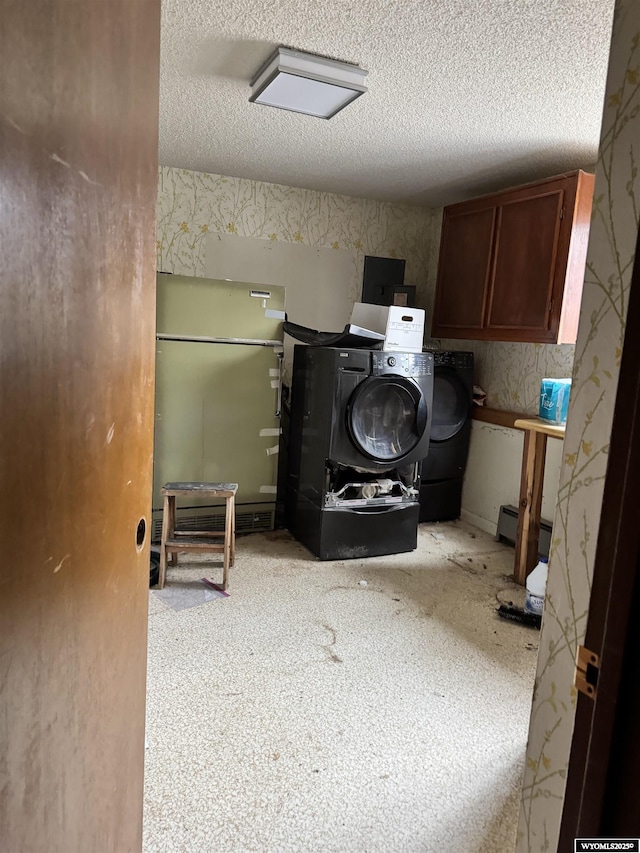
431, 170, 595, 344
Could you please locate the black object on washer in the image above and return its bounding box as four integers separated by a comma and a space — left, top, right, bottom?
419, 351, 474, 522
286, 345, 434, 560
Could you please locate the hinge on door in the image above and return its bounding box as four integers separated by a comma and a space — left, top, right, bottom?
560, 207, 565, 220
575, 645, 599, 699
548, 298, 554, 314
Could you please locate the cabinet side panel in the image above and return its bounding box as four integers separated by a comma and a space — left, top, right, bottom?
557, 172, 596, 343
431, 207, 495, 335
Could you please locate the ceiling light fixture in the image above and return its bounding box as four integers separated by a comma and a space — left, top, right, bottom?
249, 47, 368, 120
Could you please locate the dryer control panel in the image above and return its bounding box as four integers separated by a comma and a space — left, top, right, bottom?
372, 350, 433, 377
433, 350, 474, 369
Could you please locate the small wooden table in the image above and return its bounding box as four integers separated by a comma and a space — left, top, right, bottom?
513, 418, 566, 585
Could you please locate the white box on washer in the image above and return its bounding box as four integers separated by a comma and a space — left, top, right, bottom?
349, 303, 425, 352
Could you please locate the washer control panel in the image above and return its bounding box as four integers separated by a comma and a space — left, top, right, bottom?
372, 351, 433, 377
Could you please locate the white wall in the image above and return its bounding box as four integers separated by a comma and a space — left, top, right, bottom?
461, 422, 564, 535
204, 232, 355, 383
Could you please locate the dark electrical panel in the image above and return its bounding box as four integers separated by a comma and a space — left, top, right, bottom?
362, 255, 415, 307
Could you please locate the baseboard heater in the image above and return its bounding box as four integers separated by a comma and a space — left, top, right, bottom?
496, 504, 552, 559
152, 507, 274, 543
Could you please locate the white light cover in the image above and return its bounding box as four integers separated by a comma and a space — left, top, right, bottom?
250, 47, 368, 119
255, 73, 361, 117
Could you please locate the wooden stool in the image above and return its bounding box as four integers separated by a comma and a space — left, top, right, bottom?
158, 482, 237, 590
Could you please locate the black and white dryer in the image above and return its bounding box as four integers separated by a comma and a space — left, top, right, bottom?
286, 345, 434, 560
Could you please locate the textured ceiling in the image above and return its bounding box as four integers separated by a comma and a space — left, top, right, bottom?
159, 0, 614, 207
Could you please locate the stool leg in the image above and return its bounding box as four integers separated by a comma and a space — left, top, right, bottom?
168, 495, 177, 565
230, 494, 236, 567
222, 496, 232, 590
159, 493, 171, 589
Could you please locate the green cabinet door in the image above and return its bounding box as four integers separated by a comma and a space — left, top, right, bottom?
156, 273, 285, 342
153, 339, 281, 521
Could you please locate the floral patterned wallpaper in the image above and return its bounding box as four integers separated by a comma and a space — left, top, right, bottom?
438, 338, 575, 413
156, 166, 436, 316
517, 3, 637, 850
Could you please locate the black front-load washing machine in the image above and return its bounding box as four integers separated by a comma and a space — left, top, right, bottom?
419, 350, 474, 522
286, 345, 434, 560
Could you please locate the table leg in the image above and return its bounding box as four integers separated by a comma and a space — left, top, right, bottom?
514, 429, 547, 585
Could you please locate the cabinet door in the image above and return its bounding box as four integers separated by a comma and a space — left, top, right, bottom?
431, 205, 495, 336
486, 187, 564, 339
431, 171, 593, 344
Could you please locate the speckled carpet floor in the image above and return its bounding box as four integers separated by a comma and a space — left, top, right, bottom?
144, 520, 538, 853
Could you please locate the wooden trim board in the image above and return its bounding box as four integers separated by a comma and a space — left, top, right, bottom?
471, 406, 526, 429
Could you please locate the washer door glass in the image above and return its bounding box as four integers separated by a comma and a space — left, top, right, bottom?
431, 367, 470, 442
347, 376, 427, 461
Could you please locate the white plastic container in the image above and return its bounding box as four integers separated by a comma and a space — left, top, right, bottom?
525, 556, 549, 615
349, 302, 426, 352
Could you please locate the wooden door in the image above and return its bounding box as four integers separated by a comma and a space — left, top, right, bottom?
559, 224, 640, 845
431, 205, 495, 337
0, 1, 160, 851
